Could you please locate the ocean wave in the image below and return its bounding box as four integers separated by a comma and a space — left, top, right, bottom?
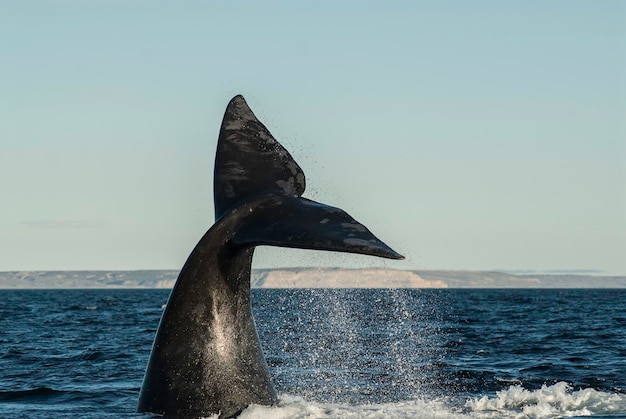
235, 395, 467, 419
221, 384, 626, 419
466, 382, 626, 418
0, 387, 84, 403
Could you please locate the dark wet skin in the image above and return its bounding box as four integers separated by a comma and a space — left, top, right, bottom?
137, 96, 403, 418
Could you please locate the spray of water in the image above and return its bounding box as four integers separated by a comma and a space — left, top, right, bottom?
256, 285, 447, 404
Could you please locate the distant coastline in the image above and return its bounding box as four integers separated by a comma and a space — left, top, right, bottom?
0, 269, 624, 289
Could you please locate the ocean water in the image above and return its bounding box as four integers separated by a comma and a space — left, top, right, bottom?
0, 288, 625, 418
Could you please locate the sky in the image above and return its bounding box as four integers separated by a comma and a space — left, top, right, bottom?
1, 1, 624, 274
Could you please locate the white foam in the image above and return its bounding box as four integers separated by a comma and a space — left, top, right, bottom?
217, 384, 626, 419
236, 395, 466, 419
466, 382, 626, 418
232, 395, 476, 419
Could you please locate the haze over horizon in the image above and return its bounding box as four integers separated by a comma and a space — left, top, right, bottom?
1, 269, 624, 289
1, 2, 624, 275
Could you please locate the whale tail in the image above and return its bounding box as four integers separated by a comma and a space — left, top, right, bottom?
214, 95, 403, 260
137, 95, 403, 419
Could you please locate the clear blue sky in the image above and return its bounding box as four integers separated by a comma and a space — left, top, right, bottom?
1, 1, 624, 274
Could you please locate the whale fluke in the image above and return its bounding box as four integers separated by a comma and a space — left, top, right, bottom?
214, 95, 306, 220
138, 95, 403, 418
232, 195, 404, 260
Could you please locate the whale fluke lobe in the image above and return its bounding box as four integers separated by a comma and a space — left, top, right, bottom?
232, 196, 404, 260
214, 95, 306, 220
138, 95, 403, 418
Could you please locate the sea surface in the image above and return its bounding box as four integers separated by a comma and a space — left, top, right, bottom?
0, 288, 625, 418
